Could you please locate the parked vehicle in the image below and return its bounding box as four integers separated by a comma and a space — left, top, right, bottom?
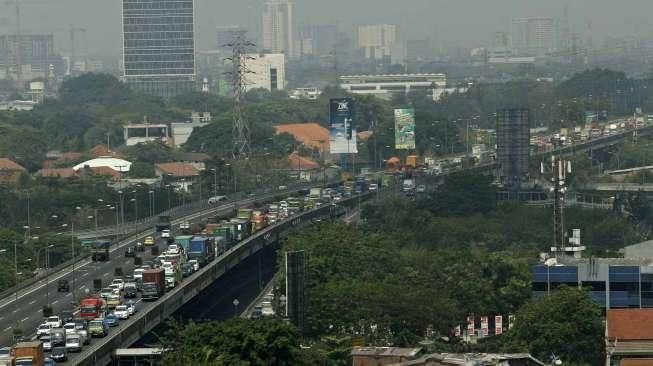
79, 296, 106, 321
14, 341, 44, 366
91, 239, 111, 261
141, 268, 165, 300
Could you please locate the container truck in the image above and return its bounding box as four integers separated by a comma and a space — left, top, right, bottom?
213, 225, 234, 247
188, 237, 215, 267
251, 211, 267, 232
91, 239, 111, 262
229, 218, 251, 241
141, 268, 165, 300
14, 341, 44, 366
237, 208, 254, 221
79, 296, 106, 320
175, 235, 194, 253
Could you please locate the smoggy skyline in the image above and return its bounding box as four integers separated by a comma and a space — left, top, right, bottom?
1, 0, 652, 58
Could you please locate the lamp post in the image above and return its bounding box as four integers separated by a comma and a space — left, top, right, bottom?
60, 221, 76, 303
45, 244, 54, 307
210, 168, 218, 199
148, 190, 154, 218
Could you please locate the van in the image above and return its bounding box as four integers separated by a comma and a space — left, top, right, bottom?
208, 196, 227, 205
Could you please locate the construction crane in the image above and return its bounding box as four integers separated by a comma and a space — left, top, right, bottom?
53, 25, 86, 75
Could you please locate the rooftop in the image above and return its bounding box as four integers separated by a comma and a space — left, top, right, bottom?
288, 153, 320, 170
0, 158, 25, 171
391, 353, 545, 366
36, 168, 76, 178
352, 347, 422, 358
155, 162, 199, 177
274, 123, 329, 151
73, 157, 132, 172
607, 309, 653, 341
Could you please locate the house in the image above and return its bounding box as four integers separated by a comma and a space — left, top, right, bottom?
0, 158, 26, 184
155, 162, 199, 192
72, 157, 132, 173
288, 153, 322, 182
606, 309, 653, 364
352, 347, 422, 366
274, 123, 330, 154
89, 144, 120, 158
36, 168, 76, 179
388, 353, 545, 366
173, 152, 210, 171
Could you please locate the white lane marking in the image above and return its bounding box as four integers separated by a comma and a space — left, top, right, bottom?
52, 300, 58, 304
103, 273, 109, 277
81, 273, 89, 277
28, 300, 36, 305
21, 317, 28, 322
2, 327, 10, 332
65, 293, 72, 297
12, 309, 18, 313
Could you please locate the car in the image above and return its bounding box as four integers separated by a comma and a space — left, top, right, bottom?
108, 283, 122, 294
135, 241, 145, 252
39, 336, 52, 352
181, 263, 193, 277
107, 294, 121, 309
46, 316, 62, 328
100, 287, 114, 299
0, 347, 10, 357
166, 244, 180, 255
44, 357, 55, 366
125, 300, 138, 316
124, 246, 135, 257
208, 195, 227, 205
105, 314, 119, 327
144, 236, 155, 246
59, 310, 74, 323
57, 279, 69, 292
63, 322, 77, 335
50, 346, 67, 362
113, 305, 130, 320
416, 185, 426, 193
188, 259, 199, 272
124, 283, 138, 298
278, 185, 287, 190
111, 278, 125, 291
88, 318, 108, 337
65, 333, 82, 352
161, 229, 171, 238
36, 323, 52, 337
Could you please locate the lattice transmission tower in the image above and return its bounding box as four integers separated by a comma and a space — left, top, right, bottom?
224, 33, 255, 159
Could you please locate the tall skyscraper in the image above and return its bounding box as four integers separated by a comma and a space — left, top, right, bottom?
511, 17, 557, 56
0, 34, 61, 82
262, 0, 294, 56
496, 109, 530, 191
121, 0, 196, 98
357, 24, 397, 61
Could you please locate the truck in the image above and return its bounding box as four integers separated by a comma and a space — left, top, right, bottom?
355, 177, 367, 193
13, 342, 44, 366
141, 268, 165, 300
402, 179, 415, 193
188, 237, 215, 267
163, 262, 182, 290
175, 235, 194, 254
309, 188, 322, 199
213, 225, 235, 247
251, 211, 267, 233
91, 239, 111, 262
79, 296, 106, 320
237, 208, 254, 221
155, 215, 171, 233
229, 218, 251, 241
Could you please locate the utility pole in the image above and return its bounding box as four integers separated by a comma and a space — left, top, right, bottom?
225, 33, 255, 159
546, 155, 571, 259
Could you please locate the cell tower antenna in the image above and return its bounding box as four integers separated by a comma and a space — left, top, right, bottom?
224, 32, 255, 159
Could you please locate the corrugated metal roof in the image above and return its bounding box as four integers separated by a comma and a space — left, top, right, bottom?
608, 309, 653, 341
155, 162, 199, 177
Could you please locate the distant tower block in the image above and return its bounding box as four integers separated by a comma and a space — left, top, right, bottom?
496, 109, 530, 191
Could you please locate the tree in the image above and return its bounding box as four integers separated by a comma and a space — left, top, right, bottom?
503, 287, 604, 364
425, 172, 497, 216
162, 318, 313, 366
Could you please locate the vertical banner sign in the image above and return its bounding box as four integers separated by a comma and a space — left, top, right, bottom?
480, 316, 489, 337
508, 314, 515, 329
466, 315, 475, 336
495, 315, 503, 335
394, 108, 416, 149
329, 98, 358, 154
454, 325, 461, 337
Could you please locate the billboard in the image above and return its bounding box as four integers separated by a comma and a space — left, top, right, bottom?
495, 315, 503, 335
329, 98, 357, 154
480, 316, 489, 337
394, 108, 416, 149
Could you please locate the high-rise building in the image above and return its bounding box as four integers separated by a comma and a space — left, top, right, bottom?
496, 109, 530, 191
121, 0, 196, 98
511, 17, 557, 56
357, 24, 397, 61
262, 0, 294, 56
245, 53, 285, 92
0, 34, 62, 83
297, 24, 338, 57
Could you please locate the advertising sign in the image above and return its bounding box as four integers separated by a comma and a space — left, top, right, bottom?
480, 316, 489, 337
394, 108, 416, 150
508, 314, 515, 329
329, 98, 357, 154
466, 315, 475, 335
495, 315, 503, 335
454, 325, 461, 337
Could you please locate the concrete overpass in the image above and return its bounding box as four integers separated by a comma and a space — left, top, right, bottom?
71, 193, 368, 366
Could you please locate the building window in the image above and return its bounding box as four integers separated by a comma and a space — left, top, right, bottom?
270, 67, 278, 90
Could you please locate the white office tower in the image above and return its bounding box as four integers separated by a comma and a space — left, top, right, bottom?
262, 0, 294, 57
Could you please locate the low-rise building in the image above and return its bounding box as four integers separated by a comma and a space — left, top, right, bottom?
123, 122, 170, 147
388, 352, 545, 366
606, 309, 653, 364
339, 73, 448, 101
288, 153, 321, 182
352, 347, 422, 366
73, 157, 132, 173
0, 158, 26, 184
274, 123, 330, 155
155, 162, 200, 192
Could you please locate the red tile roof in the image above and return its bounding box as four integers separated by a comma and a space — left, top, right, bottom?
607, 309, 653, 340
89, 144, 119, 158
289, 153, 320, 170
274, 123, 329, 151
37, 168, 76, 178
620, 359, 653, 366
0, 158, 26, 171
155, 162, 199, 177
59, 152, 83, 161
89, 166, 122, 180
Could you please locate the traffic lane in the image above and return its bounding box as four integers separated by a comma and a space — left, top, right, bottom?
0, 242, 159, 346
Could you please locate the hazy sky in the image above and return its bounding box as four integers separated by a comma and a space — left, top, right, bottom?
2, 0, 653, 57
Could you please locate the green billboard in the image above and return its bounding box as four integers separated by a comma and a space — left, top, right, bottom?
394, 108, 416, 150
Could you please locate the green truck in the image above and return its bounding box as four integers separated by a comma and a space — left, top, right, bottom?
175, 235, 194, 253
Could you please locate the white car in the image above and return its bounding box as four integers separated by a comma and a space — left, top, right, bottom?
166, 244, 180, 255
46, 316, 62, 328
36, 323, 52, 337
108, 284, 122, 294
208, 196, 227, 205
65, 333, 82, 352
63, 322, 77, 335
188, 259, 199, 272
161, 229, 171, 238
125, 301, 137, 316
133, 268, 145, 282
111, 278, 125, 291
113, 305, 130, 320
39, 335, 52, 351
